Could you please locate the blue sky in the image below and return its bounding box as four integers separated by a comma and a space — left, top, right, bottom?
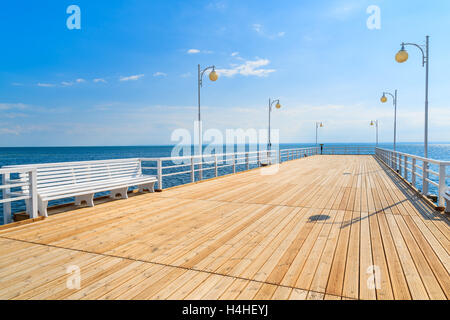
1, 0, 449, 146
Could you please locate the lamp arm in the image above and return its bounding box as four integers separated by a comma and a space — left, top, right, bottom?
383, 92, 396, 106
200, 66, 215, 79
403, 42, 427, 66
269, 99, 280, 111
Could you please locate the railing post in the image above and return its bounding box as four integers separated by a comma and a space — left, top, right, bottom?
403, 156, 408, 180
199, 155, 203, 181
422, 161, 429, 195
29, 169, 38, 219
2, 173, 11, 224
279, 149, 281, 164
157, 159, 163, 191
190, 157, 195, 183
412, 158, 416, 187
215, 156, 218, 177
257, 151, 260, 167
233, 154, 236, 174
246, 153, 249, 170
438, 163, 446, 208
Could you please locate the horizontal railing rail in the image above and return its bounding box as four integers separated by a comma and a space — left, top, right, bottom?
375, 147, 450, 208
279, 147, 320, 162
322, 146, 375, 155
0, 167, 38, 224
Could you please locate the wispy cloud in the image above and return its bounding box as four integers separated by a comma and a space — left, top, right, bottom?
252, 24, 262, 33
119, 74, 145, 81
252, 23, 285, 39
186, 48, 213, 54
187, 49, 200, 54
180, 72, 192, 78
61, 81, 74, 86
216, 58, 276, 77
93, 78, 107, 83
37, 83, 55, 87
231, 52, 239, 57
153, 72, 167, 77
327, 2, 362, 20
76, 78, 85, 83
0, 103, 28, 111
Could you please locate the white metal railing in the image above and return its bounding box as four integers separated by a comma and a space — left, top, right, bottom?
375, 147, 450, 208
141, 148, 320, 190
279, 147, 320, 162
321, 146, 375, 155
1, 167, 38, 224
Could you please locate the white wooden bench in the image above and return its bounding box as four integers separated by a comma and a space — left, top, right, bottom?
444, 188, 450, 213
4, 158, 157, 217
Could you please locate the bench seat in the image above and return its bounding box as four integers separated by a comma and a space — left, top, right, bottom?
3, 158, 157, 217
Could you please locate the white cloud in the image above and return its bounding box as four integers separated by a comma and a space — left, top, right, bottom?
11, 82, 23, 86
328, 2, 361, 20
93, 78, 107, 83
252, 23, 285, 39
37, 83, 55, 87
119, 74, 145, 81
231, 52, 239, 57
186, 49, 213, 54
252, 24, 262, 33
61, 81, 74, 86
153, 72, 167, 77
0, 103, 28, 111
216, 58, 276, 77
76, 78, 85, 83
180, 72, 192, 78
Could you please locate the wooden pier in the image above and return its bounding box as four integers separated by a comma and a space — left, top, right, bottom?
0, 155, 448, 300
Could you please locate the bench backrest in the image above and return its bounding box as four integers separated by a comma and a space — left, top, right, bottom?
11, 158, 142, 192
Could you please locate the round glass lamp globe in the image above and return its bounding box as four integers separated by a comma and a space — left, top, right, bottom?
395, 50, 409, 63
209, 71, 218, 81
275, 103, 281, 109
380, 96, 388, 103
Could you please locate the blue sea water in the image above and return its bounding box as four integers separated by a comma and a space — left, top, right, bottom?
1, 143, 449, 224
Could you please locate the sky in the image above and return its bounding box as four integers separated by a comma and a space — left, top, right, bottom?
0, 0, 449, 147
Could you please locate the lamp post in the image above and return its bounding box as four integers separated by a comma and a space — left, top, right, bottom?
197, 64, 218, 179
370, 120, 379, 146
395, 36, 429, 158
396, 36, 430, 195
268, 98, 281, 150
380, 90, 398, 151
315, 122, 323, 145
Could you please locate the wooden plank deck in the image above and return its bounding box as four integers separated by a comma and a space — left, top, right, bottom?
0, 155, 448, 300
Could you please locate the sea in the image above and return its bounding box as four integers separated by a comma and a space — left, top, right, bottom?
1, 142, 449, 224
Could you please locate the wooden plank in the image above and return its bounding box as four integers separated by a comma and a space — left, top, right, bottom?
0, 155, 448, 300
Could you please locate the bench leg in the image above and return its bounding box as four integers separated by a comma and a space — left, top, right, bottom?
38, 199, 48, 217
445, 198, 450, 214
139, 182, 155, 193
25, 198, 31, 217
75, 194, 94, 207
110, 187, 128, 200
